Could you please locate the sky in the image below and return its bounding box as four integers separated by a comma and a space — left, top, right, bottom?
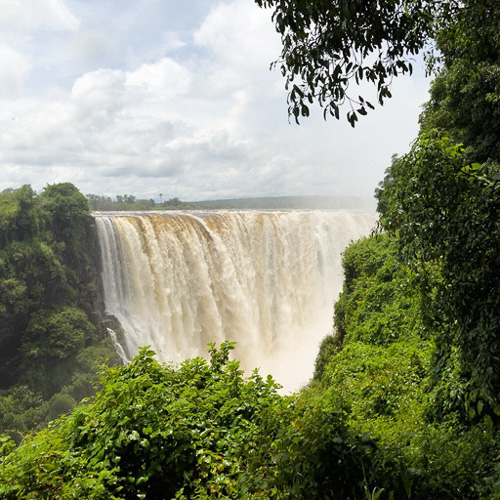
0, 0, 431, 202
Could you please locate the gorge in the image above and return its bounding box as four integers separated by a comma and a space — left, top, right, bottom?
95, 210, 376, 390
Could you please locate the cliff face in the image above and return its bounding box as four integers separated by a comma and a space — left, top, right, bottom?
0, 186, 122, 435
69, 215, 107, 328
0, 185, 118, 394
0, 215, 111, 387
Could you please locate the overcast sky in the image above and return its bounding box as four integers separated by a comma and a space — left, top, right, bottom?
0, 0, 431, 202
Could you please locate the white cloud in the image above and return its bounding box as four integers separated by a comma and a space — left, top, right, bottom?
195, 0, 278, 64
72, 69, 126, 106
0, 0, 430, 200
0, 0, 79, 32
0, 44, 31, 97
193, 0, 281, 96
126, 58, 191, 99
67, 32, 115, 68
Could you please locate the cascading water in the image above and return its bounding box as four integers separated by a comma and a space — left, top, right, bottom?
95, 210, 376, 391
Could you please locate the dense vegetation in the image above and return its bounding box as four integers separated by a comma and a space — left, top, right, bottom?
1, 0, 499, 497
0, 184, 119, 438
0, 342, 389, 499
312, 234, 499, 498
256, 0, 435, 125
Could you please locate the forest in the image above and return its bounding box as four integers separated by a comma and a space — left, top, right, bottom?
1, 0, 499, 498
0, 183, 120, 436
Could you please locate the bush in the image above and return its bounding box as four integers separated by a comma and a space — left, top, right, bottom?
0, 344, 287, 498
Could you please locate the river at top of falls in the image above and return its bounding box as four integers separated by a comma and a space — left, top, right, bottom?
94, 210, 377, 392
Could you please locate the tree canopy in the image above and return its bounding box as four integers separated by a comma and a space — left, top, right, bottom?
255, 0, 438, 124
256, 0, 499, 129
0, 184, 118, 437
0, 344, 378, 499
420, 0, 500, 162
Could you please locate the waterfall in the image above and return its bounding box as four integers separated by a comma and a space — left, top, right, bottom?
95, 210, 376, 390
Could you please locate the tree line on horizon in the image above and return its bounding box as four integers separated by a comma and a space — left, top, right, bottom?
85, 193, 377, 212
85, 193, 196, 211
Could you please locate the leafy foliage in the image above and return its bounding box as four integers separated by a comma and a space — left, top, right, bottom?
333, 234, 423, 346
255, 0, 435, 125
372, 0, 500, 420
255, 0, 500, 134
314, 233, 500, 498
41, 183, 90, 223
0, 343, 405, 499
0, 184, 118, 436
2, 338, 498, 499
421, 0, 500, 162
306, 2, 500, 492
0, 345, 269, 497
377, 133, 500, 415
